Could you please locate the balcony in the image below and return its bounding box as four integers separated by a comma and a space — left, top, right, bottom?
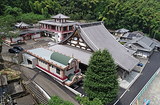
41, 28, 74, 34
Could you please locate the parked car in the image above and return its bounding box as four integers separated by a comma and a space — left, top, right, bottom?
13, 46, 24, 51
137, 63, 143, 67
8, 48, 20, 53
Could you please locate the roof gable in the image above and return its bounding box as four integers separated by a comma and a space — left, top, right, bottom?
51, 13, 70, 19
60, 30, 93, 52
15, 22, 30, 27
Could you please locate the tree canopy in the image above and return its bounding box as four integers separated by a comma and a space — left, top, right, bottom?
84, 49, 118, 104
76, 96, 103, 105
0, 0, 160, 40
46, 96, 74, 105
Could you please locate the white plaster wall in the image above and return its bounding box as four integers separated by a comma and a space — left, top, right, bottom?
22, 54, 37, 68
31, 34, 40, 39
32, 58, 38, 68
49, 65, 61, 77
50, 66, 56, 74
57, 33, 62, 42
38, 60, 48, 70
65, 68, 74, 76
12, 37, 23, 42
65, 59, 80, 76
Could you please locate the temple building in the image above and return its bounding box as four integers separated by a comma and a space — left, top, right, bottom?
23, 48, 83, 86
4, 29, 43, 45
49, 22, 140, 79
15, 22, 30, 29
39, 13, 77, 42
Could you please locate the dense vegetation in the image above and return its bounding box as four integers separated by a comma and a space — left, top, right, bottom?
41, 96, 74, 105
84, 50, 118, 104
0, 0, 159, 40
76, 96, 103, 105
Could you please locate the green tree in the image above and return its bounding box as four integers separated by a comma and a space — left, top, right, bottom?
0, 16, 18, 69
84, 49, 118, 104
46, 96, 74, 105
4, 6, 22, 17
16, 13, 46, 23
76, 96, 103, 105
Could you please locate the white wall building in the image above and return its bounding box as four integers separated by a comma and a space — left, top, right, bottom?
23, 48, 83, 86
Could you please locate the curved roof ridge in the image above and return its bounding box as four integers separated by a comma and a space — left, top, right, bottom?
79, 21, 103, 28
51, 13, 70, 19
50, 52, 71, 66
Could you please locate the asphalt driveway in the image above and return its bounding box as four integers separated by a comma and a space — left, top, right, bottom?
115, 51, 160, 105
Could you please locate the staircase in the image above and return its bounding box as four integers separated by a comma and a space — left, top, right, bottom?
26, 82, 48, 105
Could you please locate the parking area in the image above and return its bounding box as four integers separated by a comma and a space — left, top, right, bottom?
2, 37, 53, 53
2, 37, 53, 63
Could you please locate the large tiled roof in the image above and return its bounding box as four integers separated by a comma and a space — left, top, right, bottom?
61, 22, 139, 72
79, 22, 139, 71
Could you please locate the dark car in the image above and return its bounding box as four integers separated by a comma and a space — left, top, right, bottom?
8, 48, 20, 53
13, 46, 24, 51
137, 63, 143, 67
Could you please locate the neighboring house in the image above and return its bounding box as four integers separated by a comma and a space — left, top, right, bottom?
120, 31, 144, 41
4, 29, 43, 45
124, 36, 160, 58
15, 22, 30, 29
49, 22, 139, 79
23, 48, 83, 86
39, 13, 77, 42
114, 28, 129, 37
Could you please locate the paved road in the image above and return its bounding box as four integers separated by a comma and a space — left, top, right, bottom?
115, 52, 160, 105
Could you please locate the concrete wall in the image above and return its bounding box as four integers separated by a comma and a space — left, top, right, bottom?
22, 53, 38, 68
12, 37, 23, 42
31, 34, 41, 39
2, 53, 23, 64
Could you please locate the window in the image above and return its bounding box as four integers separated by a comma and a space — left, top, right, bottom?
63, 27, 67, 31
63, 34, 68, 38
56, 68, 60, 75
50, 65, 54, 68
51, 26, 55, 30
69, 26, 73, 31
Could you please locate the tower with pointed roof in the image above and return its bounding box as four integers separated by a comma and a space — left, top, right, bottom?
39, 13, 77, 42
